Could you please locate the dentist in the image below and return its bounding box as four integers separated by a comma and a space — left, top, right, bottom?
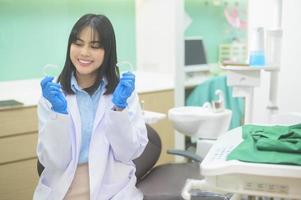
33, 14, 148, 200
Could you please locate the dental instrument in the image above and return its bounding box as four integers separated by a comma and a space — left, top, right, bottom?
181, 126, 301, 200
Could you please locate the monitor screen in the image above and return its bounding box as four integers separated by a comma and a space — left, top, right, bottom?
185, 38, 207, 66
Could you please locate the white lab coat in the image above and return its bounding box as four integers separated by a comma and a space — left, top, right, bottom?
33, 89, 148, 200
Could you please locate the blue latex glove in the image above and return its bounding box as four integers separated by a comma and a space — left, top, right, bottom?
41, 76, 68, 114
112, 72, 135, 109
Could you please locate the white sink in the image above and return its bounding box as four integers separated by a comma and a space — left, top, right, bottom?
168, 106, 232, 139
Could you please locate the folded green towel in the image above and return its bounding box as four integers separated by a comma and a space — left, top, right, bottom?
227, 124, 301, 165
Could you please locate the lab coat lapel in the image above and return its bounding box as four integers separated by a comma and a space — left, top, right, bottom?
66, 95, 82, 157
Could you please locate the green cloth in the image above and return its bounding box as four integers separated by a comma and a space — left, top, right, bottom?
186, 75, 244, 129
227, 124, 301, 165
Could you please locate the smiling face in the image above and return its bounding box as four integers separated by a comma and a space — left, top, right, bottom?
70, 26, 105, 85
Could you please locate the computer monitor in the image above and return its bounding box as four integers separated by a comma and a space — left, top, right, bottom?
184, 37, 209, 72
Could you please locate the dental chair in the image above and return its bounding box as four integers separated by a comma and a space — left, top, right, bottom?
135, 124, 203, 200
37, 124, 227, 200
136, 125, 231, 200
181, 113, 301, 200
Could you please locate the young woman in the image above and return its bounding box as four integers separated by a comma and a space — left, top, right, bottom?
34, 14, 148, 200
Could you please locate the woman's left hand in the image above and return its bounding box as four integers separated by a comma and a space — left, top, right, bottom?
112, 72, 135, 109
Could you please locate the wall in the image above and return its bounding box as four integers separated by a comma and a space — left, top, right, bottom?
0, 0, 248, 81
250, 0, 301, 123
0, 0, 136, 81
136, 0, 247, 73
136, 0, 180, 74
278, 0, 301, 114
185, 0, 247, 63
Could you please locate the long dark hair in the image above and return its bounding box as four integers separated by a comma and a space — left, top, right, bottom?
58, 14, 119, 95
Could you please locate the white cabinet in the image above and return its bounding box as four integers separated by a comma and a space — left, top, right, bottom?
224, 66, 261, 87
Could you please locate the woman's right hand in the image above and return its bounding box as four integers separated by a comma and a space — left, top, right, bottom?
40, 76, 68, 114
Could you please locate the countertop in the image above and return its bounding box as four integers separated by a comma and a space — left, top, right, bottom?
0, 71, 174, 107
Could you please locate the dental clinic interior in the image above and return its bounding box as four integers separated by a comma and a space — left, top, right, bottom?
1, 0, 301, 199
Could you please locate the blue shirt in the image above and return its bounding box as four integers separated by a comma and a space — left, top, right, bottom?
71, 74, 104, 164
